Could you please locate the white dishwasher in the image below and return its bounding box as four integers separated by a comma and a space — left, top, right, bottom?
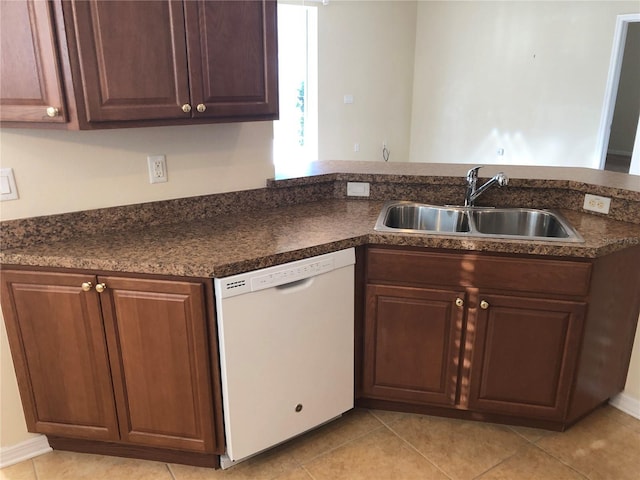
214, 248, 355, 468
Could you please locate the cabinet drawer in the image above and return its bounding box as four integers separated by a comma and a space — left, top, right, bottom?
367, 247, 591, 297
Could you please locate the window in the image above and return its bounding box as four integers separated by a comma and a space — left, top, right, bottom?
273, 3, 318, 178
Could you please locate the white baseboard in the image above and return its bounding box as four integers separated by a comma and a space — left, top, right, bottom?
610, 392, 640, 420
0, 435, 51, 468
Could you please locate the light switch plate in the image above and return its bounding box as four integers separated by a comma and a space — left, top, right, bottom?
0, 168, 19, 201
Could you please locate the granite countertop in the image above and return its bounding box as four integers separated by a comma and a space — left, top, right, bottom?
2, 198, 640, 278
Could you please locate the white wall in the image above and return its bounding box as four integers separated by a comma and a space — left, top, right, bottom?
409, 1, 640, 166
318, 0, 417, 162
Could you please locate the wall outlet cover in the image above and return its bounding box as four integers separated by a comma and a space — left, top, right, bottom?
0, 168, 19, 201
583, 193, 611, 214
347, 182, 370, 197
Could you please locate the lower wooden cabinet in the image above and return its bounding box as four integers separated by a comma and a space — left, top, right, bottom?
1, 269, 223, 455
360, 245, 640, 429
467, 293, 586, 420
363, 284, 464, 406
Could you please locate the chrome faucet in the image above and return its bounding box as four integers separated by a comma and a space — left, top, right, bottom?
464, 166, 509, 207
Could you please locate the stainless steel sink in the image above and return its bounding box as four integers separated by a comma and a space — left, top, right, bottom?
380, 204, 470, 233
471, 209, 576, 239
375, 201, 583, 242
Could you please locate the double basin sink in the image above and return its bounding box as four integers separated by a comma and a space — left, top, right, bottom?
375, 201, 583, 242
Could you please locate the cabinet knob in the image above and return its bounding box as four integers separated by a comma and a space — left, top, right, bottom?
46, 106, 59, 117
480, 300, 489, 310
181, 104, 192, 113
196, 103, 206, 113
81, 282, 93, 292
295, 403, 303, 412
455, 297, 464, 307
95, 283, 107, 293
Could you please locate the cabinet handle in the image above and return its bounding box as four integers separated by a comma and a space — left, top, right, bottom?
455, 297, 464, 307
95, 283, 107, 293
46, 106, 59, 117
196, 103, 206, 113
480, 300, 489, 310
81, 282, 93, 292
181, 104, 192, 113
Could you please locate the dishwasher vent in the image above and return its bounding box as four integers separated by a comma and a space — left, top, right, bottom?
225, 280, 246, 291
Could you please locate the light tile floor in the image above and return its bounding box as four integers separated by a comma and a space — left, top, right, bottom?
2, 406, 639, 480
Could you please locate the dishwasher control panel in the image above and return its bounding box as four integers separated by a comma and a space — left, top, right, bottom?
215, 248, 355, 299
252, 258, 334, 291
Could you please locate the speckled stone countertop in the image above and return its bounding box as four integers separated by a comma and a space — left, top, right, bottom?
2, 199, 640, 278
1, 161, 639, 277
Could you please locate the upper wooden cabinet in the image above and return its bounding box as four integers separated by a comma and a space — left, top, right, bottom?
184, 0, 279, 119
0, 0, 278, 128
0, 1, 68, 123
68, 0, 191, 123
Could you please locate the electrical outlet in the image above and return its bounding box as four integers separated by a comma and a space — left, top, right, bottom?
347, 182, 370, 197
147, 155, 167, 184
583, 193, 611, 214
0, 168, 19, 201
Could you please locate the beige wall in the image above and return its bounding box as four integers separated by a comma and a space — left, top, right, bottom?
623, 318, 640, 400
0, 122, 274, 220
318, 0, 416, 162
409, 1, 640, 167
1, 320, 37, 447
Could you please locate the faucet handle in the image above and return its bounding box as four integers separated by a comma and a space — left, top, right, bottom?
466, 165, 482, 181
496, 172, 509, 186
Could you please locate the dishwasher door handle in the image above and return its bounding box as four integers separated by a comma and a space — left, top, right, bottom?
275, 277, 315, 293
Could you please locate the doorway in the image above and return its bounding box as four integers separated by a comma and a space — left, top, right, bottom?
597, 14, 640, 175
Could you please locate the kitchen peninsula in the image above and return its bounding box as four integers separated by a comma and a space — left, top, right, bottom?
1, 162, 639, 468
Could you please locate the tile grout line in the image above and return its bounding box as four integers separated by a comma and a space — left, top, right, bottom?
531, 441, 592, 479
300, 463, 318, 480
383, 423, 455, 480
30, 459, 39, 480
165, 462, 177, 480
469, 426, 549, 479
296, 423, 389, 466
469, 443, 533, 480
290, 410, 389, 467
31, 457, 40, 480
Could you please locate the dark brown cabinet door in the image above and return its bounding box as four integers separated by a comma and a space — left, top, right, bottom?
0, 0, 67, 123
68, 0, 191, 122
98, 276, 218, 453
184, 0, 278, 119
363, 284, 465, 406
0, 271, 119, 440
467, 294, 586, 420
